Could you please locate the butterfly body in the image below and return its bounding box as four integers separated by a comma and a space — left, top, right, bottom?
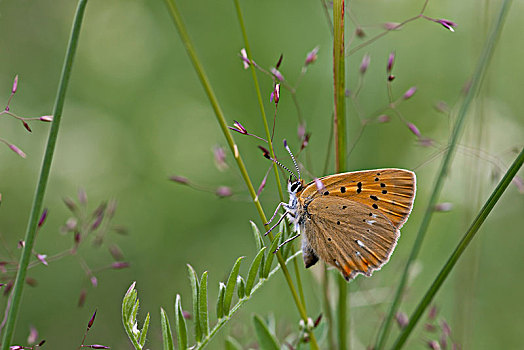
284, 169, 416, 281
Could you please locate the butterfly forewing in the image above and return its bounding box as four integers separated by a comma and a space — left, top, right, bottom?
298, 169, 416, 229
302, 196, 399, 280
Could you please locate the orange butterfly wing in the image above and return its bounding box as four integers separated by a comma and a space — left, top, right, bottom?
302, 196, 399, 280
298, 168, 416, 229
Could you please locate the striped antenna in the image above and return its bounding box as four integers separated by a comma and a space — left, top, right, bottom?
259, 146, 298, 181
283, 139, 301, 180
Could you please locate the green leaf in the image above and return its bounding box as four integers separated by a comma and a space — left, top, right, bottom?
259, 251, 266, 280
139, 312, 150, 347
216, 282, 226, 319
264, 231, 282, 278
199, 271, 209, 337
252, 314, 280, 350
160, 308, 174, 350
122, 282, 144, 349
236, 275, 245, 299
223, 256, 244, 315
175, 294, 187, 350
250, 220, 264, 251
245, 247, 266, 296
225, 336, 243, 350
187, 264, 201, 342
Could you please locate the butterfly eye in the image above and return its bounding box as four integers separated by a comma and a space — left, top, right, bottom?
290, 182, 301, 192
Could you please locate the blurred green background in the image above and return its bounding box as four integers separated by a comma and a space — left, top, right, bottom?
0, 0, 523, 348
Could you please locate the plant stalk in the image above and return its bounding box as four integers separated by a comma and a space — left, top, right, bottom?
0, 1, 88, 348
333, 0, 348, 349
392, 146, 524, 349
163, 1, 319, 348
375, 0, 513, 347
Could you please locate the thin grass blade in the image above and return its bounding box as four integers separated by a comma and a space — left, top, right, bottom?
252, 314, 280, 350
139, 312, 150, 348
199, 271, 209, 337
246, 247, 266, 296
250, 220, 264, 251
392, 147, 524, 349
263, 232, 282, 278
175, 294, 188, 350
187, 264, 201, 342
223, 256, 244, 315
216, 283, 226, 319
160, 308, 174, 350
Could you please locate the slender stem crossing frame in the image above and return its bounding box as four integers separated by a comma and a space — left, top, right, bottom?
375, 0, 513, 347
0, 1, 89, 348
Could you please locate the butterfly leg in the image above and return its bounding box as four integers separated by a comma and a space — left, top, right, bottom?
265, 202, 286, 225
273, 233, 301, 253
264, 213, 288, 236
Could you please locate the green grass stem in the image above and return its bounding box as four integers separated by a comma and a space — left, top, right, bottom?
163, 1, 318, 348
392, 146, 524, 349
0, 1, 88, 348
374, 0, 513, 348
333, 1, 348, 349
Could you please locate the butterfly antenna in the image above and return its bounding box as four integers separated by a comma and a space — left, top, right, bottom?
283, 139, 301, 180
259, 146, 298, 180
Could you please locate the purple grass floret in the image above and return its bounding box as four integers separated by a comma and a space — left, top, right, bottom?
170, 175, 189, 185
36, 254, 48, 266
434, 202, 453, 212
112, 262, 130, 269
216, 186, 233, 198
360, 54, 370, 74
436, 19, 457, 32
239, 48, 250, 69
387, 52, 395, 73
8, 143, 26, 158
403, 86, 417, 100
377, 114, 390, 123
270, 68, 284, 82
11, 75, 18, 94
38, 209, 48, 227
305, 46, 319, 66
39, 115, 53, 122
407, 123, 421, 137
228, 120, 248, 135
395, 312, 408, 329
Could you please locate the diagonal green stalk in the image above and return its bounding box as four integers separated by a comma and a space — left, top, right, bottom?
392, 146, 524, 349
333, 0, 348, 349
374, 0, 513, 348
232, 0, 307, 310
232, 0, 284, 203
163, 1, 318, 348
0, 1, 88, 348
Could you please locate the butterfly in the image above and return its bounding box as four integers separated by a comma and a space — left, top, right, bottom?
266, 141, 416, 281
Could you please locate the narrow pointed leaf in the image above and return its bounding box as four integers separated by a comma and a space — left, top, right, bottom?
246, 247, 266, 295
199, 271, 209, 336
216, 283, 226, 319
187, 264, 201, 342
139, 312, 150, 347
160, 308, 174, 350
259, 252, 266, 279
252, 314, 280, 350
121, 282, 142, 349
175, 294, 187, 350
264, 231, 282, 278
236, 276, 245, 299
225, 336, 243, 350
250, 220, 264, 250
223, 256, 244, 315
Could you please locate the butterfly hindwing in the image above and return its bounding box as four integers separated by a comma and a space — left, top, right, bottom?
301, 195, 399, 280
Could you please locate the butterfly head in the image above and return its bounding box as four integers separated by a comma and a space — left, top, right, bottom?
287, 177, 304, 196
